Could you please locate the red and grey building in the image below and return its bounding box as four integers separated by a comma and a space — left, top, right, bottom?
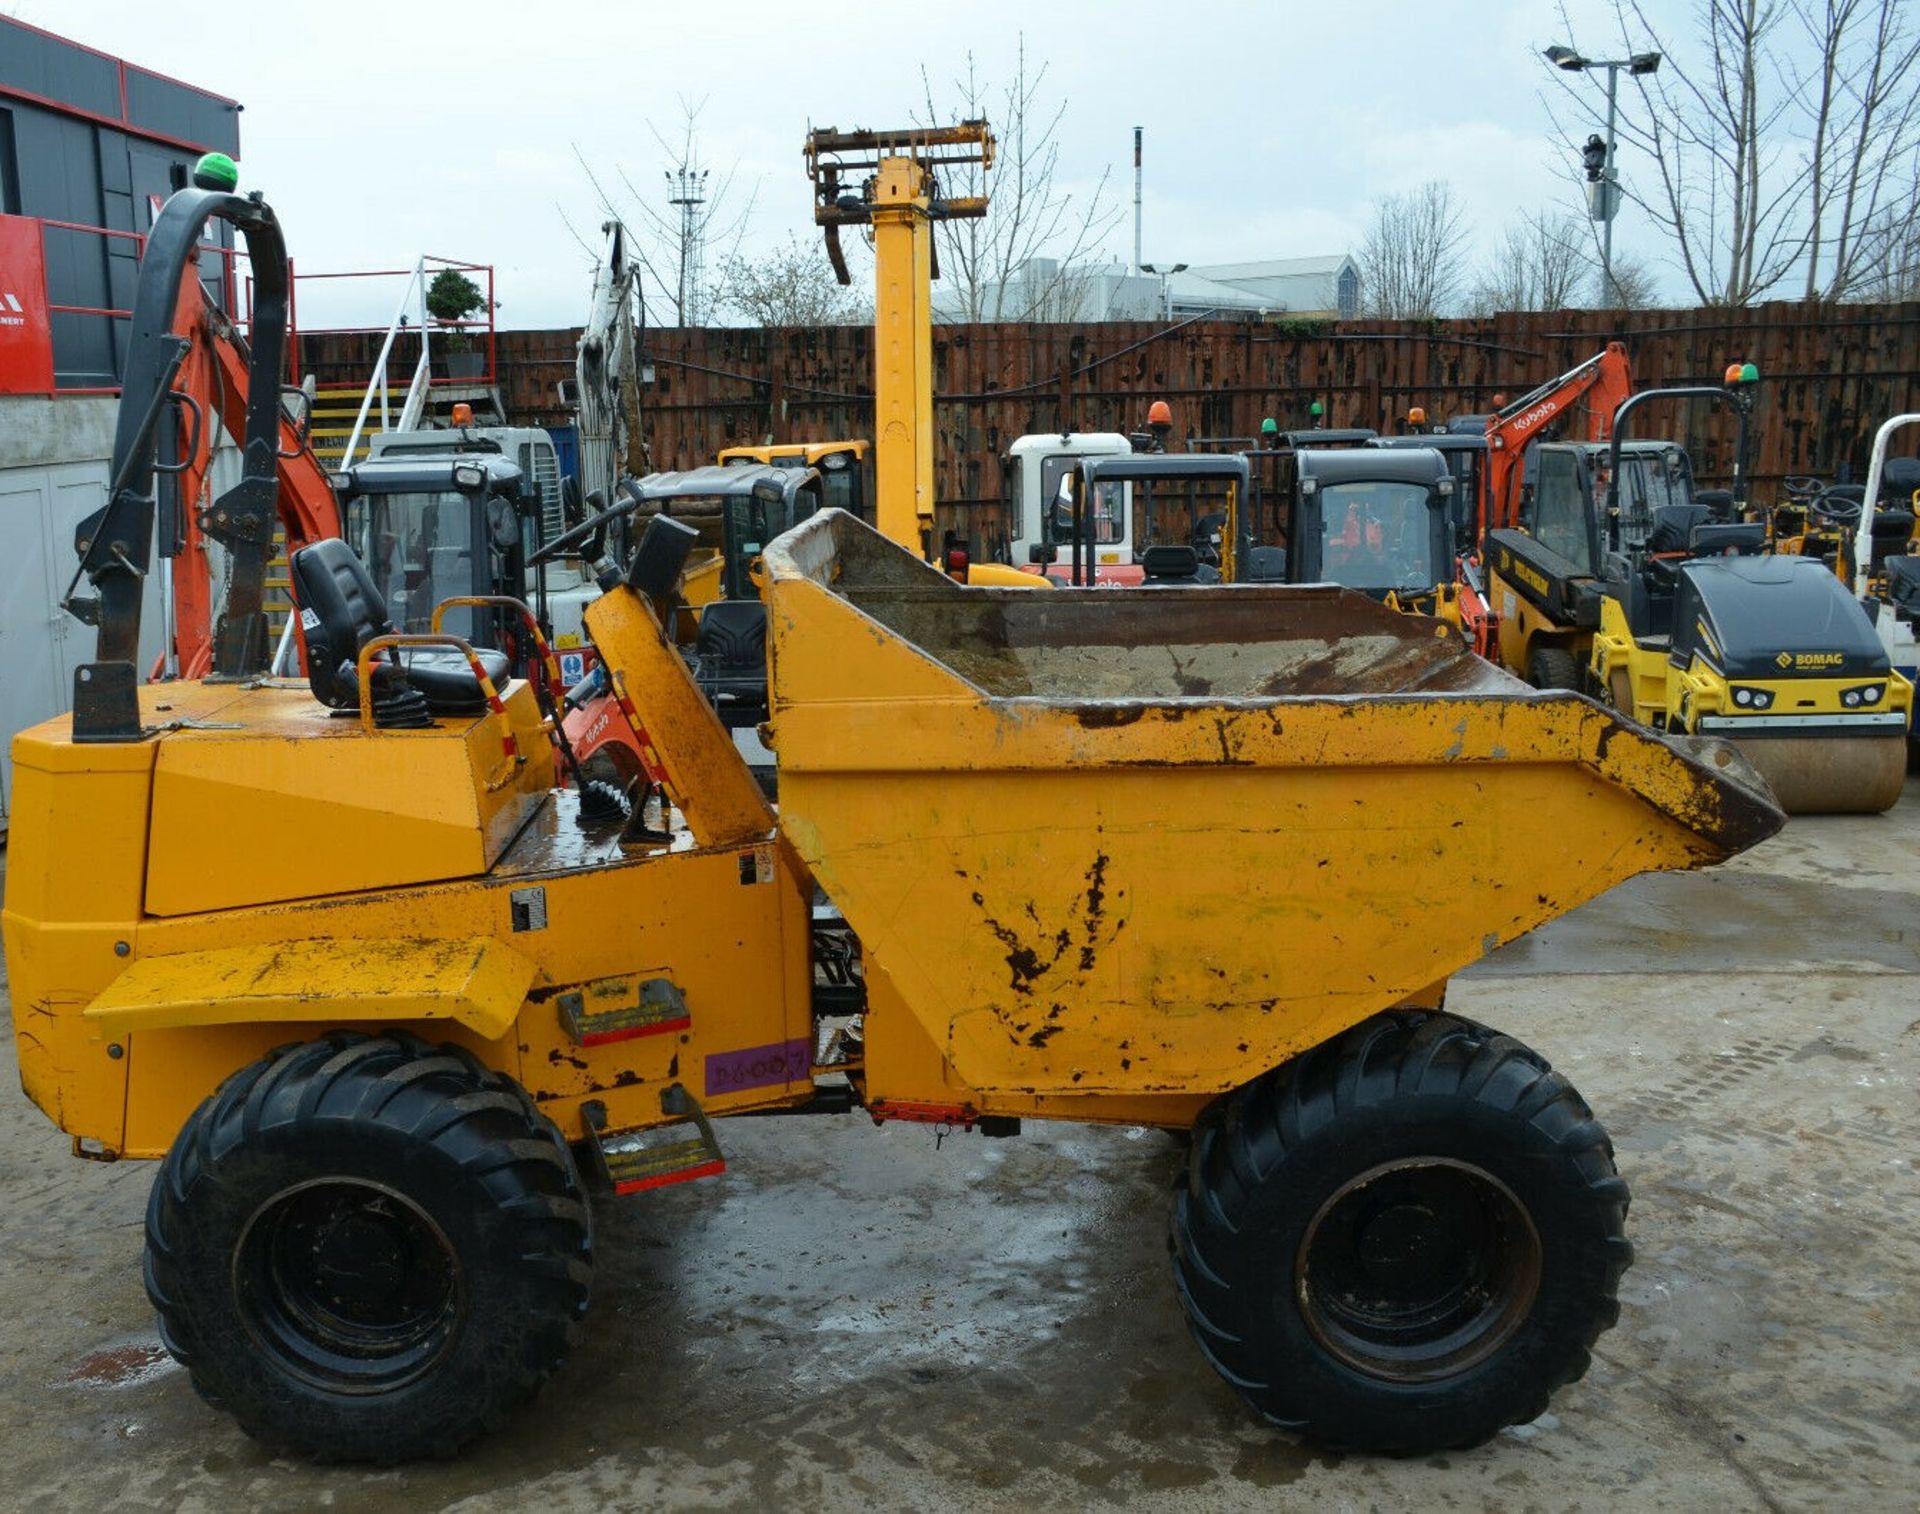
1, 14, 241, 390
1, 17, 243, 828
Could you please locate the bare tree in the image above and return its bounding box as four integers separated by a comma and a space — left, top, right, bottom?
1358, 181, 1470, 319
917, 39, 1123, 323
1793, 0, 1920, 298
716, 235, 867, 327
576, 100, 757, 327
1468, 211, 1591, 313
1546, 0, 1920, 304
1854, 168, 1920, 299
1599, 253, 1662, 307
1022, 265, 1104, 321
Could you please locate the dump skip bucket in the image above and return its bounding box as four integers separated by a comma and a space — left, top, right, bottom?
763, 511, 1784, 1102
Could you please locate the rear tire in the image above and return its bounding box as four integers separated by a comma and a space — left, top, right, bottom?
145, 1033, 593, 1463
1169, 1012, 1630, 1453
1527, 645, 1581, 691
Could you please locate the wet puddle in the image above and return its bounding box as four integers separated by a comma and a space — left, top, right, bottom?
64, 1341, 178, 1390
1471, 873, 1918, 977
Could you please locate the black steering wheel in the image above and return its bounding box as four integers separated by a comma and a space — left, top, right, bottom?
1810, 487, 1864, 526
529, 494, 641, 568
1780, 475, 1823, 502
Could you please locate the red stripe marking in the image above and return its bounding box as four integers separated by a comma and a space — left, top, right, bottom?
612, 1158, 726, 1196
578, 1016, 692, 1048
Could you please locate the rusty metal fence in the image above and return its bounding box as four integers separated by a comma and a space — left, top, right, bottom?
297, 301, 1920, 551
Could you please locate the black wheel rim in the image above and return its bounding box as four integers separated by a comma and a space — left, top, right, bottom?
1296, 1157, 1540, 1384
234, 1178, 463, 1393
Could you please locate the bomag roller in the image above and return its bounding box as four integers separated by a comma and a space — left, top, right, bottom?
6, 178, 1785, 1463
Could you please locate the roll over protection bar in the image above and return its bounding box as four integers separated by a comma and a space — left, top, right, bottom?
64, 185, 289, 732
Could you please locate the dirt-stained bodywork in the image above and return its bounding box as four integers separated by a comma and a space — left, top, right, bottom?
764, 512, 1780, 1123
5, 499, 1786, 1462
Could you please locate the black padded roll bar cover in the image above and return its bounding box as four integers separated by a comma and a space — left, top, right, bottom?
628, 514, 702, 598
1690, 521, 1767, 556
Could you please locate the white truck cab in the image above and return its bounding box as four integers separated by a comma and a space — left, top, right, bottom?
365, 425, 600, 681
1004, 431, 1141, 584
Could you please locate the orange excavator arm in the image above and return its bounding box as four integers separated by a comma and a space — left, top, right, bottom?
161, 276, 340, 679
1479, 341, 1631, 538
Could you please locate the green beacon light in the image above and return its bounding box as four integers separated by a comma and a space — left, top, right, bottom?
1309, 401, 1324, 420
1723, 360, 1760, 386
1260, 416, 1279, 438
192, 153, 239, 192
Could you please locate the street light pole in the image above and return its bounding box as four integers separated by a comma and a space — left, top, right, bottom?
1545, 44, 1660, 307
1601, 62, 1619, 303
1140, 261, 1188, 322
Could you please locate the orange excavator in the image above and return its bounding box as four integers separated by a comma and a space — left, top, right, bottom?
1456, 342, 1632, 671
150, 271, 340, 680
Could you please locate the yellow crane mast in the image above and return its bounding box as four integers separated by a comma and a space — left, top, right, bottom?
805, 121, 1035, 582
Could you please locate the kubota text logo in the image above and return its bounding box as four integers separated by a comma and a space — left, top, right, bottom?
1513, 400, 1561, 433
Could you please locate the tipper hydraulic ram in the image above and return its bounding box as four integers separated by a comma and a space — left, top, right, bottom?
7, 181, 1784, 1466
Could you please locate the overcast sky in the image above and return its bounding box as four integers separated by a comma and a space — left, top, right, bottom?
27, 0, 1700, 329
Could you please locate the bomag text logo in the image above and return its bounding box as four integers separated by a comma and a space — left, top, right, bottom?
1776, 650, 1844, 670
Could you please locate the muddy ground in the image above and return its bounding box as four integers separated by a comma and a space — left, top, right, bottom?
1, 787, 1915, 1512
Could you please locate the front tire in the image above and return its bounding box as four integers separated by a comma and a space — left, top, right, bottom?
1527, 645, 1582, 691
1170, 1012, 1630, 1453
144, 1033, 593, 1462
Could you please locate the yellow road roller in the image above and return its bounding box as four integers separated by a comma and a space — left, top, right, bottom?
1583, 380, 1912, 814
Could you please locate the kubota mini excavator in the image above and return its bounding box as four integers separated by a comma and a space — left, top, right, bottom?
1470, 342, 1633, 674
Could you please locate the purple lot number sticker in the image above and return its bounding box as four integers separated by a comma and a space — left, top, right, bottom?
706, 1037, 811, 1098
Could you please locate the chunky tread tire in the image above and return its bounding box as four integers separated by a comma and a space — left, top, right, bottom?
1527, 645, 1582, 692
144, 1033, 592, 1463
1169, 1011, 1631, 1453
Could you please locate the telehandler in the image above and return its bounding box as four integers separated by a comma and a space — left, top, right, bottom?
6, 173, 1790, 1466
720, 438, 871, 522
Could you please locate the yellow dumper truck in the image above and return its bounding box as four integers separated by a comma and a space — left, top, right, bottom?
5, 178, 1783, 1464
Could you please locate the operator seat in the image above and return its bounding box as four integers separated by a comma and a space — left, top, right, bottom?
1868, 460, 1918, 569
1644, 504, 1714, 555
1242, 545, 1286, 582
291, 538, 510, 721
1886, 556, 1920, 622
1140, 544, 1221, 585
693, 598, 768, 727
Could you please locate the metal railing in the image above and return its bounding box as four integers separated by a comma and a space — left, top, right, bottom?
245, 256, 497, 461
25, 216, 245, 393
339, 257, 434, 465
